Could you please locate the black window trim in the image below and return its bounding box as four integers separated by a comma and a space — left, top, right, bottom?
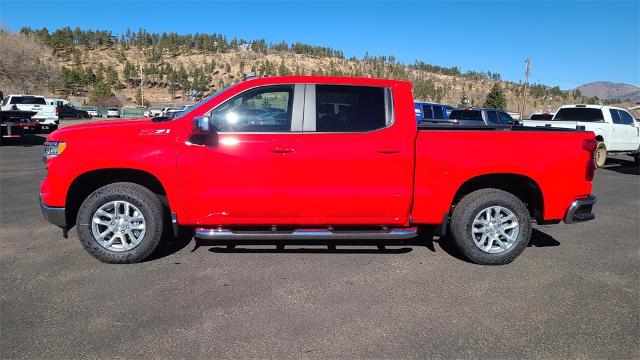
303, 83, 395, 133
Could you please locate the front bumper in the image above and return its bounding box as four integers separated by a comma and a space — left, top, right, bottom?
564, 195, 596, 224
40, 196, 66, 229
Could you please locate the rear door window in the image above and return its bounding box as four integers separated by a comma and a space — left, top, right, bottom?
609, 109, 622, 124
554, 108, 604, 122
315, 85, 388, 132
487, 111, 498, 123
449, 110, 484, 121
432, 106, 444, 119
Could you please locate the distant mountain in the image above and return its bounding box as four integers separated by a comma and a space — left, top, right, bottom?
576, 82, 640, 101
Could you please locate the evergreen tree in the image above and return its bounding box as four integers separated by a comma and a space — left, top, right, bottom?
483, 83, 507, 109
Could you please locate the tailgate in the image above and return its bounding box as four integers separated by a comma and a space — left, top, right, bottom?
522, 120, 578, 129
16, 104, 55, 118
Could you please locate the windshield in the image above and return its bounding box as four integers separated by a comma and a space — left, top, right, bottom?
449, 109, 483, 121
554, 108, 604, 122
172, 85, 236, 120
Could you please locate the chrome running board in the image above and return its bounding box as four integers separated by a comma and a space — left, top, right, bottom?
194, 226, 418, 240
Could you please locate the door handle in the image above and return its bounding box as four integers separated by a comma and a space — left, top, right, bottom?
377, 147, 401, 154
271, 146, 295, 154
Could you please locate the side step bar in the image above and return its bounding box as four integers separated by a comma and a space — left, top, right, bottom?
194, 226, 418, 240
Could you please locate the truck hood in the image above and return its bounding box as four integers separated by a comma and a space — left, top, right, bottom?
47, 118, 152, 141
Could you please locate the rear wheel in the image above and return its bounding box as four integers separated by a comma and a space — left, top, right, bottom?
76, 182, 165, 263
594, 141, 607, 168
450, 189, 532, 265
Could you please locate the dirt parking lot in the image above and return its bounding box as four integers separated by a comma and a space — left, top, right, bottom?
1, 132, 638, 359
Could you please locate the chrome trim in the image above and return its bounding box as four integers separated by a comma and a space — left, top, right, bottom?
194, 226, 418, 240
384, 87, 395, 127
291, 84, 305, 132
303, 84, 316, 132
564, 195, 596, 224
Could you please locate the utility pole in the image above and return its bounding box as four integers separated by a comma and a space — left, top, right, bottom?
139, 63, 144, 107
521, 58, 531, 120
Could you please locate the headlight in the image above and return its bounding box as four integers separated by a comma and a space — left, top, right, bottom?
43, 141, 66, 162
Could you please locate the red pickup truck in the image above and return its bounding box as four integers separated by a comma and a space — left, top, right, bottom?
40, 76, 597, 265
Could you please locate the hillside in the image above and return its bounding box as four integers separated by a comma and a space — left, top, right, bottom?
5, 27, 637, 116
576, 82, 640, 101
59, 46, 586, 115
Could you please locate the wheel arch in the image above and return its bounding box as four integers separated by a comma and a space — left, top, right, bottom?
451, 173, 544, 223
65, 168, 169, 229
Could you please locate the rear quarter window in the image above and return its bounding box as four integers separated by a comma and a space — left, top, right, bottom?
554, 108, 604, 122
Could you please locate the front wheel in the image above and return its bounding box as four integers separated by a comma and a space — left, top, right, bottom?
76, 182, 165, 263
450, 189, 532, 265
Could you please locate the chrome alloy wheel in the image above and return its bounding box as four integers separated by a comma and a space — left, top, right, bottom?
471, 206, 519, 254
91, 201, 146, 252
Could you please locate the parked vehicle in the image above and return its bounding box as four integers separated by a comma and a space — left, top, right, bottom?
145, 108, 163, 117
106, 108, 120, 118
414, 102, 452, 123
40, 76, 598, 265
1, 95, 59, 132
447, 108, 518, 126
164, 108, 184, 117
522, 105, 640, 167
1, 109, 36, 143
58, 104, 91, 119
87, 108, 102, 118
529, 112, 554, 120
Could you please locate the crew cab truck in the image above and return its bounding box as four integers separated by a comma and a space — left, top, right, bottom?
1, 95, 59, 132
522, 105, 640, 167
40, 76, 598, 265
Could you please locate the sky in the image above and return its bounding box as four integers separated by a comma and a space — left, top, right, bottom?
1, 0, 638, 89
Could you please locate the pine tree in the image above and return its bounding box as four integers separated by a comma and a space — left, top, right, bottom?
483, 83, 507, 109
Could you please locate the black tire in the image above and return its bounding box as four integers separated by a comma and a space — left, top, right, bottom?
76, 182, 165, 263
450, 189, 532, 265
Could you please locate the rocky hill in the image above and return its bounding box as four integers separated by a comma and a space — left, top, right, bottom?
5, 27, 637, 116
576, 82, 640, 102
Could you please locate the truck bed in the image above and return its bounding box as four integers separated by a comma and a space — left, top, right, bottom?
411, 126, 595, 224
418, 123, 583, 132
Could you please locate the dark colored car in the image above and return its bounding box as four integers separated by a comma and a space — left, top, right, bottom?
58, 105, 91, 119
414, 102, 453, 123
448, 108, 518, 126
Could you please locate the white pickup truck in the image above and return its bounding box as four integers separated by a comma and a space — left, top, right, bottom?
523, 104, 640, 167
1, 95, 59, 132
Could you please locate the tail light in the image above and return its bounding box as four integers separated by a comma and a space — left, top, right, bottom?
582, 139, 597, 181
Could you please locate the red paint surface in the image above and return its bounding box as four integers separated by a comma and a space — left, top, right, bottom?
42, 76, 594, 227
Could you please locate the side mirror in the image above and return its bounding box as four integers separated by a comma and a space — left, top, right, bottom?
192, 116, 213, 135
190, 116, 218, 146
